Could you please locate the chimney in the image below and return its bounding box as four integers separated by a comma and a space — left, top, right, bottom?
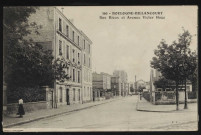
61, 7, 64, 13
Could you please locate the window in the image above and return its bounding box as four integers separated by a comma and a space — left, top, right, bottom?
66, 25, 69, 37
89, 57, 90, 67
88, 87, 89, 96
78, 71, 80, 83
66, 45, 69, 59
77, 36, 79, 45
72, 49, 75, 62
84, 54, 86, 65
72, 31, 74, 42
78, 89, 80, 101
73, 69, 75, 82
90, 87, 92, 100
59, 18, 62, 32
78, 53, 80, 64
84, 40, 85, 49
59, 40, 62, 55
59, 87, 62, 102
73, 89, 75, 101
89, 44, 90, 53
67, 67, 69, 76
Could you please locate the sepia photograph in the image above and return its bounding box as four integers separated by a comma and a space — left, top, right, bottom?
3, 6, 198, 132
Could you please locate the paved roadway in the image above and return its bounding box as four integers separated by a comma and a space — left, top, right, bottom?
10, 96, 198, 131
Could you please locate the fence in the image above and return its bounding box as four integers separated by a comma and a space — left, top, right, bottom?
143, 90, 197, 105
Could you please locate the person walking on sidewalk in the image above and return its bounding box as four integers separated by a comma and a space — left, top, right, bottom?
17, 97, 25, 118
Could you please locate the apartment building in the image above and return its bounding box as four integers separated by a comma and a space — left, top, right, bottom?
92, 72, 112, 100
111, 76, 121, 96
113, 70, 128, 96
27, 7, 92, 107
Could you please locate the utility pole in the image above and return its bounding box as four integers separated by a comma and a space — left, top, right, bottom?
135, 75, 137, 94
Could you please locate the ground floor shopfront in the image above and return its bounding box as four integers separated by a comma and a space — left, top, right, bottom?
93, 89, 105, 101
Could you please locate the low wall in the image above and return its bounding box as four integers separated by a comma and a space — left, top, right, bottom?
150, 91, 197, 105
6, 101, 47, 114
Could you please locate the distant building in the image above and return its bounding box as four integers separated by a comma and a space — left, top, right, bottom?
92, 72, 112, 100
129, 82, 135, 94
113, 70, 128, 96
125, 83, 130, 95
111, 76, 121, 96
136, 80, 146, 89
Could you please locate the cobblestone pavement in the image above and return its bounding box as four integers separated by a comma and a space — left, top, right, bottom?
3, 96, 122, 128
4, 96, 198, 132
152, 121, 198, 131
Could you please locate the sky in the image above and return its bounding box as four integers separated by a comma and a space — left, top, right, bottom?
58, 6, 198, 82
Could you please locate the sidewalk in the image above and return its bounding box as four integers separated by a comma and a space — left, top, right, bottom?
3, 97, 122, 128
136, 95, 197, 112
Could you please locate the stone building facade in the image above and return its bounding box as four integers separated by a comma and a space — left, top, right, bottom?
113, 70, 128, 96
92, 72, 112, 100
27, 7, 92, 107
111, 76, 121, 96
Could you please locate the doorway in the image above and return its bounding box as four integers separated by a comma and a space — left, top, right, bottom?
66, 89, 70, 105
93, 91, 95, 101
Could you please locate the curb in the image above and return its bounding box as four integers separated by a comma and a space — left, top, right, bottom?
136, 108, 176, 113
136, 96, 176, 113
4, 98, 122, 128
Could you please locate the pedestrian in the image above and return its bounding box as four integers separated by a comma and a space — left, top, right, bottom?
17, 97, 25, 118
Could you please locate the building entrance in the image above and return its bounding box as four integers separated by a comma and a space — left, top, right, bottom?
66, 89, 70, 105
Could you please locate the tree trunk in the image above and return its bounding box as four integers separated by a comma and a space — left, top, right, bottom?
54, 81, 57, 108
184, 78, 188, 109
175, 81, 179, 110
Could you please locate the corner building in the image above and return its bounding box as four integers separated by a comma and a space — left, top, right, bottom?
27, 7, 92, 106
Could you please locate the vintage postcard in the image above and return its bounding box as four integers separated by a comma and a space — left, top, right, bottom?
3, 6, 198, 132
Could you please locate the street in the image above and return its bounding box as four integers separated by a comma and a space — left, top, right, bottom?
10, 96, 198, 131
